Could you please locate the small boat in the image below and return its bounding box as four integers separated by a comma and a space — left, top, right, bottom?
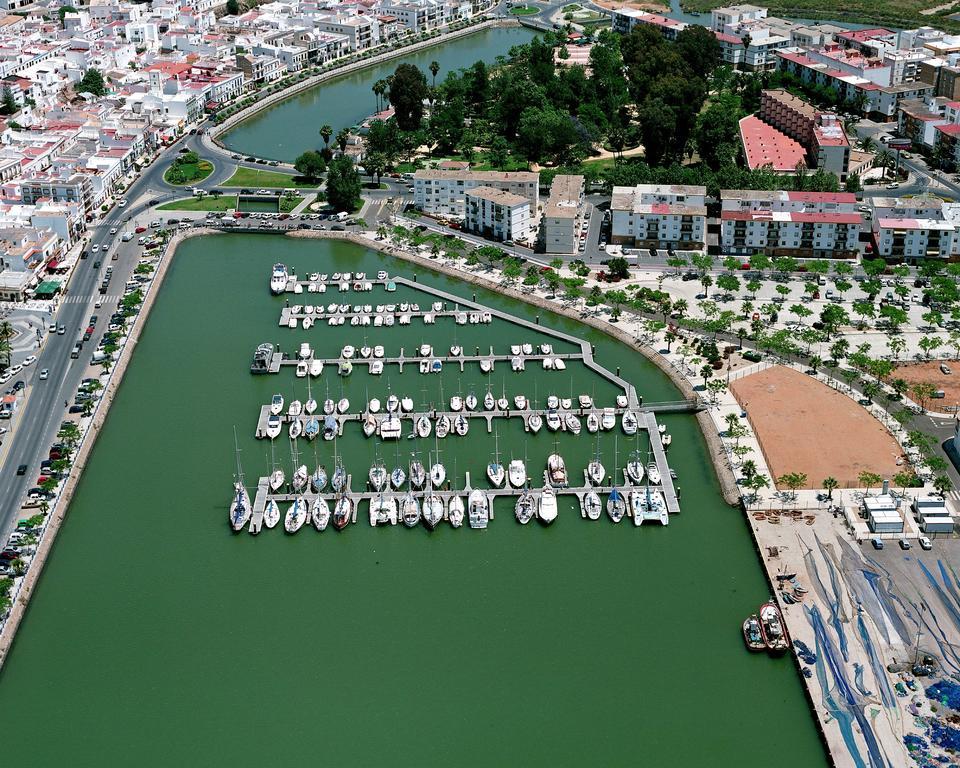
323, 415, 337, 441
373, 345, 384, 358
401, 492, 421, 527
584, 491, 602, 521
546, 410, 562, 432
423, 493, 443, 530
578, 394, 593, 408
616, 394, 628, 408
360, 345, 372, 358
338, 360, 353, 376
362, 414, 377, 438
284, 497, 307, 533
540, 343, 553, 355
295, 361, 309, 378
480, 359, 493, 373
450, 395, 463, 412
465, 393, 478, 411
497, 394, 509, 410
337, 398, 349, 414
554, 359, 566, 371
401, 396, 414, 413
607, 488, 626, 522
586, 413, 599, 433
622, 411, 638, 435
270, 393, 284, 415
368, 398, 381, 414
265, 414, 282, 440
743, 615, 766, 652
511, 344, 521, 355
263, 499, 280, 529
601, 408, 616, 431
304, 397, 317, 415
448, 496, 465, 528
514, 395, 527, 410
527, 413, 542, 433
312, 497, 331, 531
331, 462, 347, 493
288, 419, 303, 440
419, 343, 432, 357
270, 263, 288, 295
543, 357, 554, 371
511, 356, 524, 372
229, 479, 251, 533
450, 345, 462, 357
487, 434, 505, 487
386, 394, 399, 413
515, 490, 535, 525
341, 345, 355, 359
759, 601, 790, 654
288, 400, 303, 418
311, 465, 327, 492
310, 360, 323, 377
626, 453, 645, 485
435, 415, 451, 438
409, 458, 426, 489
538, 488, 558, 525
468, 489, 489, 529
454, 414, 469, 436
270, 467, 285, 492
662, 433, 672, 447
647, 462, 661, 485
560, 396, 572, 410
369, 460, 387, 491
547, 453, 568, 488
390, 464, 406, 490
430, 360, 442, 373
292, 464, 309, 492
430, 461, 446, 487
333, 496, 352, 530
522, 343, 533, 355
587, 458, 605, 486
483, 391, 495, 411
323, 398, 335, 415
508, 458, 527, 488
546, 395, 559, 409
416, 415, 431, 438
303, 416, 320, 441
565, 414, 581, 435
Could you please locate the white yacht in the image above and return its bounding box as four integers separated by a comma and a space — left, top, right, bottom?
515, 491, 535, 525
312, 497, 331, 531
265, 414, 282, 440
468, 489, 489, 529
369, 398, 381, 413
430, 461, 446, 488
601, 408, 616, 431
508, 458, 527, 488
527, 413, 542, 433
269, 393, 284, 415
647, 462, 661, 485
284, 497, 307, 533
270, 263, 288, 295
538, 488, 558, 525
465, 393, 478, 411
263, 499, 280, 529
448, 496, 465, 528
450, 395, 463, 412
400, 396, 414, 412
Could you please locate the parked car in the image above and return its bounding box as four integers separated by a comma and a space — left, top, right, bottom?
919, 536, 932, 550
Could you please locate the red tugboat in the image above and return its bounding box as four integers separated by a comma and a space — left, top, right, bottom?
759, 600, 790, 655
742, 614, 766, 652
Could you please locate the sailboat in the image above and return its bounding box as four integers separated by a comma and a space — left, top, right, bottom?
584, 491, 602, 521
430, 435, 446, 488
263, 499, 280, 529
332, 494, 352, 530
622, 411, 638, 435
369, 456, 387, 491
626, 449, 645, 485
311, 464, 327, 493
546, 451, 568, 488
608, 437, 625, 522
228, 428, 251, 532
448, 494, 465, 528
487, 431, 505, 488
515, 488, 535, 525
290, 439, 308, 492
284, 496, 307, 533
268, 441, 285, 492
312, 496, 331, 531
409, 455, 426, 489
304, 379, 317, 415
390, 443, 406, 489
423, 473, 443, 530
401, 491, 421, 527
587, 455, 606, 486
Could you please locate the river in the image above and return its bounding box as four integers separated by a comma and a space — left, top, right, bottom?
221, 26, 538, 164
0, 234, 827, 766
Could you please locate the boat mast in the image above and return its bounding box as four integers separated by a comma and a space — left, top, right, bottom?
233, 425, 244, 488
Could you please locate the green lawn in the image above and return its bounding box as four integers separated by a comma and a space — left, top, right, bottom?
156, 196, 238, 211
580, 156, 617, 172
224, 167, 318, 189
510, 5, 541, 16
163, 159, 214, 185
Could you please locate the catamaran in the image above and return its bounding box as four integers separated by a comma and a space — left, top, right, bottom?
270, 263, 288, 295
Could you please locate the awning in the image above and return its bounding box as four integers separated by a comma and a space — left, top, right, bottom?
46, 258, 59, 270
34, 279, 62, 297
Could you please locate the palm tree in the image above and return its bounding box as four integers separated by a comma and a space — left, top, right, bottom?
336, 128, 350, 154
822, 476, 838, 500
0, 320, 13, 369
319, 124, 332, 151
860, 135, 875, 154
875, 148, 894, 180
372, 80, 386, 113
429, 60, 439, 87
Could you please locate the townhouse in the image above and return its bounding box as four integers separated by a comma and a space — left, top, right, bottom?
609, 184, 707, 251
870, 196, 960, 262
464, 186, 532, 244
413, 170, 539, 218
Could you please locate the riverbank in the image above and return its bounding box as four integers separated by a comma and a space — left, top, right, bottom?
0, 227, 212, 668
210, 17, 517, 157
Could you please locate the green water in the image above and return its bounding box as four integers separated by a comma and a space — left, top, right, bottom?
221, 26, 538, 163
238, 198, 279, 212
0, 235, 827, 767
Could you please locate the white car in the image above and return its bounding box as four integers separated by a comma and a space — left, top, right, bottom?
48, 323, 57, 333
8, 364, 22, 376
109, 227, 118, 235
919, 536, 932, 550
22, 355, 36, 366
39, 368, 48, 380
118, 199, 127, 208
92, 244, 100, 253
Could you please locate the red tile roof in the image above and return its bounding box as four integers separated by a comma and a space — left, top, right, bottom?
738, 115, 806, 172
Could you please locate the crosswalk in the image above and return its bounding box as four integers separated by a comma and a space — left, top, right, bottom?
947, 490, 960, 502
60, 294, 122, 304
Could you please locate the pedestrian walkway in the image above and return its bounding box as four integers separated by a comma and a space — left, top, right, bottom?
60, 294, 122, 305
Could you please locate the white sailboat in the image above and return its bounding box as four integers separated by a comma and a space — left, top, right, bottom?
487, 432, 505, 488
284, 497, 307, 533
584, 491, 602, 521
515, 489, 535, 525
448, 495, 465, 528
312, 496, 331, 531
228, 429, 251, 532
263, 499, 280, 529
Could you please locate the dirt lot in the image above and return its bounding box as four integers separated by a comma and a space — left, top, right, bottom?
730, 366, 902, 490
892, 360, 960, 409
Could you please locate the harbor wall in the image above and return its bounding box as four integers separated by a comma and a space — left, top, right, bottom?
0, 228, 214, 669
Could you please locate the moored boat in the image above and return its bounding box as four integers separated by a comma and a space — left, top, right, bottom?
515, 490, 535, 524
447, 495, 465, 528
468, 489, 489, 529
263, 499, 280, 529
538, 488, 558, 524
312, 496, 331, 531
284, 497, 307, 533
401, 492, 421, 527
742, 614, 766, 652
547, 453, 568, 488
332, 495, 353, 530
759, 601, 790, 654
584, 491, 602, 521
607, 487, 626, 523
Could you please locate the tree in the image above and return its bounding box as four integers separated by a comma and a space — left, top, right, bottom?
0, 86, 16, 116
911, 381, 938, 411
716, 273, 740, 296
822, 476, 839, 500
778, 472, 807, 498
77, 68, 108, 97
934, 475, 953, 496
225, 0, 239, 14
605, 257, 630, 280
918, 335, 943, 360
325, 155, 360, 212
695, 92, 741, 170
319, 124, 333, 152
335, 128, 350, 154
741, 459, 758, 481
364, 151, 388, 185
293, 150, 325, 181
388, 63, 429, 131
429, 60, 440, 87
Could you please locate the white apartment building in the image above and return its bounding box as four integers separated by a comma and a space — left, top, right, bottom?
315, 15, 378, 52
720, 190, 862, 258
610, 184, 706, 251
464, 186, 531, 243
540, 174, 584, 254
381, 1, 446, 34
711, 4, 768, 30
413, 170, 539, 218
870, 196, 960, 261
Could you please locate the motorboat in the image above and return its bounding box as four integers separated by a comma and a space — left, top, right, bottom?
515, 491, 535, 525
312, 497, 331, 531
251, 342, 273, 375
332, 496, 352, 530
369, 398, 381, 413
338, 360, 352, 376
284, 497, 307, 533
332, 462, 347, 493
263, 499, 280, 529
468, 489, 489, 529
560, 396, 572, 410
270, 393, 284, 415
369, 460, 387, 491
373, 345, 384, 358
601, 408, 616, 431
587, 458, 605, 486
423, 493, 443, 530
337, 398, 349, 414
511, 344, 521, 355
547, 453, 568, 487
647, 462, 661, 485
607, 488, 626, 522
311, 465, 327, 492
448, 496, 465, 528
409, 458, 426, 489
743, 615, 766, 652
288, 400, 303, 418
626, 453, 645, 485
323, 415, 337, 441
416, 415, 432, 438
514, 395, 527, 410
303, 416, 320, 441
527, 413, 542, 433
483, 391, 495, 410
369, 360, 384, 375
341, 345, 355, 359
430, 461, 446, 488
298, 342, 311, 360
565, 414, 581, 435
543, 357, 554, 371
480, 359, 493, 373
497, 394, 509, 411
435, 415, 451, 438
616, 394, 628, 408
450, 395, 463, 412
522, 343, 533, 356
401, 396, 414, 413
662, 433, 672, 447
229, 480, 251, 532
454, 414, 469, 436
362, 414, 377, 438
450, 345, 462, 357
386, 394, 399, 413
288, 419, 303, 440
465, 393, 478, 411
540, 343, 553, 355
546, 410, 562, 432
586, 413, 600, 433
622, 411, 638, 435
759, 601, 790, 654
538, 488, 558, 525
511, 356, 524, 372
292, 463, 309, 492
310, 360, 323, 377
584, 491, 602, 521
295, 361, 308, 378
508, 458, 527, 488
265, 414, 282, 440
380, 415, 402, 440
554, 359, 566, 371
546, 395, 559, 409
578, 394, 593, 408
270, 263, 288, 294
390, 464, 406, 490
401, 492, 421, 527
